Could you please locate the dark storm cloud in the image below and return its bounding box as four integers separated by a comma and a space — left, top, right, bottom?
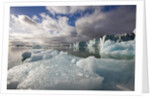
75, 6, 136, 39
40, 6, 136, 45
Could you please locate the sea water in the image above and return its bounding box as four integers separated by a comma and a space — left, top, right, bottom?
8, 45, 100, 69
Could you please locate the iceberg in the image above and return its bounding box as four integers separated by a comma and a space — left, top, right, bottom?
70, 42, 79, 51
8, 49, 134, 90
69, 31, 135, 59
8, 50, 104, 90
86, 39, 100, 54
22, 52, 31, 62
32, 45, 42, 49
99, 31, 135, 59
87, 38, 97, 48
77, 56, 134, 90
100, 40, 135, 59
26, 49, 58, 62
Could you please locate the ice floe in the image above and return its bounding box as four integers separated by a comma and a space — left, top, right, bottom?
8, 49, 134, 90
100, 40, 135, 59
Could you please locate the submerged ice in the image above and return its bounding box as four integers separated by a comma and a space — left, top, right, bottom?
7, 49, 134, 90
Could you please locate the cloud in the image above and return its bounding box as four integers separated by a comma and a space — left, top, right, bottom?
46, 6, 89, 15
10, 15, 39, 32
46, 6, 69, 15
10, 13, 77, 46
32, 15, 40, 21
40, 13, 77, 37
9, 6, 136, 46
18, 15, 37, 26
75, 6, 136, 38
10, 15, 47, 46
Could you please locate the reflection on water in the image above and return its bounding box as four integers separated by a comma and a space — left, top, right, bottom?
8, 47, 30, 69
8, 46, 101, 69
56, 46, 101, 58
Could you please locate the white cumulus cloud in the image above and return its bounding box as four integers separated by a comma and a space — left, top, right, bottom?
46, 6, 89, 15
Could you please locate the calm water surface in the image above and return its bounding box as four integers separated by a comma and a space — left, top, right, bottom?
8, 46, 100, 69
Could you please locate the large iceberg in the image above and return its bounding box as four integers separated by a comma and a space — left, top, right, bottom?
98, 31, 135, 59
7, 50, 104, 90
100, 40, 135, 59
7, 49, 134, 90
77, 56, 134, 90
69, 32, 135, 59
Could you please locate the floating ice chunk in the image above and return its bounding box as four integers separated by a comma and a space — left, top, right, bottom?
60, 51, 68, 55
8, 49, 134, 90
100, 40, 135, 59
8, 50, 104, 90
50, 50, 59, 56
72, 42, 79, 51
23, 49, 59, 62
73, 42, 79, 48
32, 45, 42, 49
76, 56, 97, 73
87, 39, 96, 48
29, 54, 43, 62
42, 50, 56, 59
86, 39, 100, 54
43, 53, 53, 59
76, 56, 135, 90
22, 52, 31, 62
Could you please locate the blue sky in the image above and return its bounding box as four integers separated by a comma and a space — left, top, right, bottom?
9, 5, 136, 46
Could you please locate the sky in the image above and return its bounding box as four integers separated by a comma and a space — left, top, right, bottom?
9, 5, 136, 46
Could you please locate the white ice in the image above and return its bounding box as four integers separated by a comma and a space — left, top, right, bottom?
32, 45, 42, 49
69, 31, 135, 59
76, 56, 134, 90
100, 40, 135, 59
86, 39, 100, 54
86, 39, 96, 48
7, 50, 104, 90
7, 49, 134, 90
